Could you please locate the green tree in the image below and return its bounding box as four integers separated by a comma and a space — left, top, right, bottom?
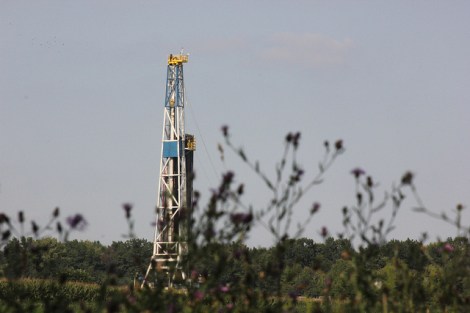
376, 258, 426, 312
28, 237, 67, 279
107, 238, 152, 284
62, 240, 106, 283
422, 263, 444, 308
2, 237, 29, 278
328, 259, 354, 299
381, 239, 428, 271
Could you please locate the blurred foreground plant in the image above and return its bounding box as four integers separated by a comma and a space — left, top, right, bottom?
1, 127, 469, 312
0, 207, 87, 248
179, 127, 345, 312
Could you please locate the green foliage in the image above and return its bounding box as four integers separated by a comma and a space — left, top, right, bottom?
0, 237, 151, 286
0, 278, 123, 312
1, 129, 470, 312
328, 259, 355, 299
380, 239, 428, 271
107, 238, 152, 284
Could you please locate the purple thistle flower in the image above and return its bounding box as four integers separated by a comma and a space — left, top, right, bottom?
31, 221, 39, 235
237, 184, 244, 195
221, 125, 229, 137
122, 203, 132, 219
18, 211, 24, 223
219, 284, 230, 293
401, 171, 414, 185
285, 133, 293, 143
2, 230, 11, 241
230, 212, 253, 225
193, 290, 204, 301
0, 213, 10, 224
351, 167, 366, 178
66, 214, 87, 231
335, 139, 343, 151
223, 171, 234, 184
311, 202, 321, 214
56, 222, 63, 234
286, 132, 301, 148
293, 132, 301, 147
443, 242, 454, 253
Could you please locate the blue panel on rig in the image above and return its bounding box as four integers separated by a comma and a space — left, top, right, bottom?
163, 141, 179, 157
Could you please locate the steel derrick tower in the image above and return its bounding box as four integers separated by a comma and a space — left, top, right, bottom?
143, 53, 195, 288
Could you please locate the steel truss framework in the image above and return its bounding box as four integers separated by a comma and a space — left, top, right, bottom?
143, 54, 194, 288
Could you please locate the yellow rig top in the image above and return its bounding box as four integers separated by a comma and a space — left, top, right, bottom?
168, 54, 188, 65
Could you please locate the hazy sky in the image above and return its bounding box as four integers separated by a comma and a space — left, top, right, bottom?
1, 1, 469, 246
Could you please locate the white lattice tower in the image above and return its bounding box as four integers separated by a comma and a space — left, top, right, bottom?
143, 54, 195, 288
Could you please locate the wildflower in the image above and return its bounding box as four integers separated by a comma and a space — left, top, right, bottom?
443, 242, 454, 253
122, 203, 132, 219
286, 133, 293, 143
351, 167, 365, 178
2, 230, 11, 241
237, 184, 244, 195
31, 221, 39, 235
320, 226, 328, 238
193, 290, 204, 301
311, 202, 321, 214
401, 171, 414, 185
222, 171, 234, 185
53, 207, 60, 218
0, 213, 10, 224
356, 192, 363, 205
230, 212, 253, 225
286, 132, 301, 148
221, 125, 229, 137
66, 214, 87, 230
335, 139, 343, 151
219, 284, 230, 293
293, 132, 301, 148
56, 222, 63, 234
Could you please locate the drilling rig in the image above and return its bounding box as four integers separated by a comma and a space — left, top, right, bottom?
143, 53, 195, 288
